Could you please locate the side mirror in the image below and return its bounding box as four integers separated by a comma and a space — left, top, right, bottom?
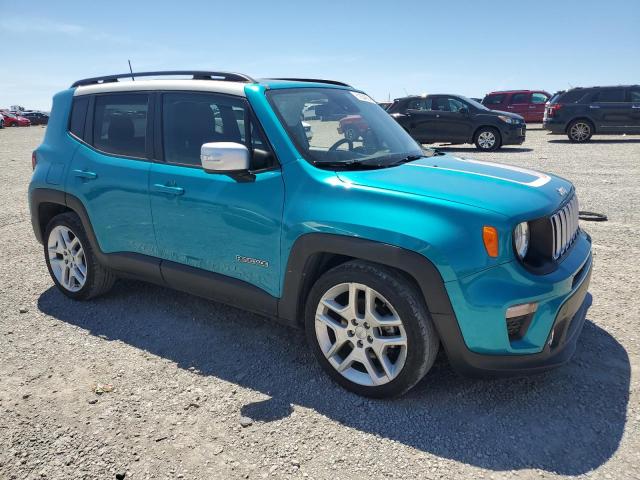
201, 142, 250, 173
459, 107, 469, 115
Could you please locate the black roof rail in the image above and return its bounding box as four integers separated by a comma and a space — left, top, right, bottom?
270, 78, 351, 87
71, 70, 256, 88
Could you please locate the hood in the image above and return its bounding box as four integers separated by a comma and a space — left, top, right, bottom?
336, 154, 573, 220
489, 109, 524, 121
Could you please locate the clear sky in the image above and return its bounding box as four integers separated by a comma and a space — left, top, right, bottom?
1, 0, 638, 110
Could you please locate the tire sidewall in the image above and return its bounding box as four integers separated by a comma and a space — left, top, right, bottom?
568, 120, 593, 142
475, 127, 501, 151
304, 263, 435, 398
44, 213, 98, 300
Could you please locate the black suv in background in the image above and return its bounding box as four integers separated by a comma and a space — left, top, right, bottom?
387, 95, 526, 151
543, 85, 640, 142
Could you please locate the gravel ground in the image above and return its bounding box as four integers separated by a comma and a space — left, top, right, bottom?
0, 126, 639, 480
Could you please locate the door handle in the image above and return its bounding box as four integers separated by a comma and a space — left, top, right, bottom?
632, 105, 640, 109
153, 183, 185, 195
72, 169, 97, 180
435, 114, 441, 118
529, 106, 537, 109
507, 105, 514, 109
589, 105, 600, 109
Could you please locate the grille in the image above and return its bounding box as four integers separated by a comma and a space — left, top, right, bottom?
550, 195, 579, 260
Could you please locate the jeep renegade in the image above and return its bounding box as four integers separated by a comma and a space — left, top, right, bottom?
29, 71, 593, 397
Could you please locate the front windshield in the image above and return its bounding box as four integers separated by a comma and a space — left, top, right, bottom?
267, 88, 424, 167
462, 96, 490, 111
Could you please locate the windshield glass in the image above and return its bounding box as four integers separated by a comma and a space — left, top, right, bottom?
462, 96, 490, 111
267, 88, 424, 167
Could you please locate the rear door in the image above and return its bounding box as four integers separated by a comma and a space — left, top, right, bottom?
507, 92, 529, 120
589, 88, 631, 132
67, 93, 156, 256
400, 97, 435, 143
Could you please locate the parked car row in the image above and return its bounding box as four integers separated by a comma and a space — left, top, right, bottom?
0, 109, 49, 129
368, 84, 640, 149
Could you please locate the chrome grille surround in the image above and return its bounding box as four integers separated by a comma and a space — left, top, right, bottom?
550, 195, 580, 260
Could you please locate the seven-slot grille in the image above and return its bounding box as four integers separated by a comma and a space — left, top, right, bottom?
550, 195, 580, 260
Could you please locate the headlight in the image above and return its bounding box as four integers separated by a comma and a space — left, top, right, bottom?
513, 222, 529, 259
498, 115, 519, 124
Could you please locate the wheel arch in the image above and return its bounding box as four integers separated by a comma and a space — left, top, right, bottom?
472, 124, 502, 144
566, 117, 596, 134
277, 233, 456, 328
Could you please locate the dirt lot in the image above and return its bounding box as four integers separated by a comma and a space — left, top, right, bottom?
1, 126, 639, 480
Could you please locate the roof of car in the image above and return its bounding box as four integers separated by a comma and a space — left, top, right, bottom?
71, 71, 353, 97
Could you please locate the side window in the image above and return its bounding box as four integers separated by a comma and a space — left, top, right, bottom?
69, 96, 89, 139
483, 94, 505, 105
510, 93, 529, 104
431, 97, 448, 111
406, 98, 431, 111
447, 97, 466, 112
93, 94, 148, 157
593, 89, 626, 103
630, 89, 640, 103
162, 92, 274, 170
531, 93, 549, 104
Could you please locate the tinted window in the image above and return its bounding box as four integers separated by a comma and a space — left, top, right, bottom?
510, 93, 529, 104
555, 90, 587, 104
630, 89, 640, 103
93, 94, 148, 157
406, 98, 431, 111
483, 94, 505, 105
593, 89, 625, 103
69, 96, 89, 139
531, 93, 549, 104
162, 92, 273, 170
446, 97, 467, 112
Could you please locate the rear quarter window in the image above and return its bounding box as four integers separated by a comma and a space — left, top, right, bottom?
69, 96, 89, 139
483, 94, 505, 105
555, 90, 588, 104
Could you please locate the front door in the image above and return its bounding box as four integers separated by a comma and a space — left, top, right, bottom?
529, 92, 549, 123
629, 88, 640, 132
429, 96, 473, 142
149, 91, 284, 297
507, 92, 530, 121
67, 92, 156, 256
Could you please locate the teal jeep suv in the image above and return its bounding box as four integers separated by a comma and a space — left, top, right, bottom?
29, 71, 593, 397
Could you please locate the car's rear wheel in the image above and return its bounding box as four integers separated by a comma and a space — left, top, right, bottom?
305, 260, 439, 398
567, 120, 593, 142
45, 212, 116, 300
474, 127, 501, 150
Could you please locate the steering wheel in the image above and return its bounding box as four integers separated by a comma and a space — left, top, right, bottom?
328, 138, 354, 152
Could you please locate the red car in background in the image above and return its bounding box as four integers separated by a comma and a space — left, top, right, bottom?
481, 90, 551, 123
337, 115, 369, 140
0, 111, 31, 127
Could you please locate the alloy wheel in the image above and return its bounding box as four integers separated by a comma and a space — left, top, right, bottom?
477, 131, 496, 149
315, 282, 408, 386
570, 122, 591, 141
47, 225, 87, 292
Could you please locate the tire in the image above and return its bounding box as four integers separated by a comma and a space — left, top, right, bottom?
344, 126, 359, 141
44, 212, 116, 300
474, 127, 501, 151
305, 260, 439, 398
567, 119, 593, 142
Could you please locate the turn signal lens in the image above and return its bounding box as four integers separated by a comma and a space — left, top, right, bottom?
483, 226, 499, 257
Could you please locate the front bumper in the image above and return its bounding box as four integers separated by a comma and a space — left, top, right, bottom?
501, 123, 526, 145
433, 230, 593, 376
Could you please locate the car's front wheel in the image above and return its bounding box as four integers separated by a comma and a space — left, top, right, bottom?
45, 212, 116, 300
305, 261, 439, 398
567, 120, 593, 142
474, 127, 501, 151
